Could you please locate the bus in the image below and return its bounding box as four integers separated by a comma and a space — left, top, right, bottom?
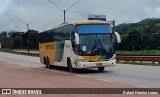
39, 20, 121, 72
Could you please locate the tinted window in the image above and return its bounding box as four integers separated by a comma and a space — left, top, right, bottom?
39, 30, 53, 43
39, 24, 75, 43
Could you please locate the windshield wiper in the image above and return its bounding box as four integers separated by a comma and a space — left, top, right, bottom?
90, 39, 98, 55
98, 39, 108, 55
90, 38, 108, 55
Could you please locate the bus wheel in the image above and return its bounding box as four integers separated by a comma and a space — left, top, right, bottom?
44, 57, 47, 68
67, 59, 73, 72
98, 67, 105, 72
45, 58, 51, 69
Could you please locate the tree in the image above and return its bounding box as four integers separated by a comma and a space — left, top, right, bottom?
151, 32, 160, 49
27, 30, 39, 49
0, 31, 11, 49
127, 30, 142, 51
8, 31, 23, 49
13, 36, 23, 49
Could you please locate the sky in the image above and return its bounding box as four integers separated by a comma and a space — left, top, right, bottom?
0, 0, 160, 32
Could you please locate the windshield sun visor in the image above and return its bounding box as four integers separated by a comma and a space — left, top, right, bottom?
76, 24, 112, 34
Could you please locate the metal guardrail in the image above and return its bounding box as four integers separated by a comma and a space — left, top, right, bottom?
116, 55, 160, 64
0, 50, 39, 57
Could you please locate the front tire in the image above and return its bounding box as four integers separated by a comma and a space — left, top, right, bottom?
67, 59, 73, 72
98, 67, 105, 72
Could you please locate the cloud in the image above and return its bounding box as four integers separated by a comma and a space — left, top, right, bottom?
0, 0, 160, 32
0, 0, 10, 14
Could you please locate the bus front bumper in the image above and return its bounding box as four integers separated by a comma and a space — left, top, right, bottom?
77, 60, 116, 68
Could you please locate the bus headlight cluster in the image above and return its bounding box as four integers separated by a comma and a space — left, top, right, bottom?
79, 59, 89, 62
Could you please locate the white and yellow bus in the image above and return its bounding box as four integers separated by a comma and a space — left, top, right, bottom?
39, 20, 121, 72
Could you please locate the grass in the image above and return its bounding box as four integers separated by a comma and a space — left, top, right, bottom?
116, 50, 160, 56
118, 62, 160, 66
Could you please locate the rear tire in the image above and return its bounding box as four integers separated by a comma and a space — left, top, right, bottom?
44, 57, 47, 68
98, 67, 105, 72
45, 57, 51, 69
67, 59, 73, 72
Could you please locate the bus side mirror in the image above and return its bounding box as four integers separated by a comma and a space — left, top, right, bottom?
75, 33, 79, 45
115, 32, 121, 43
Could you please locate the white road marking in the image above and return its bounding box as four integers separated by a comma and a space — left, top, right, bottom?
74, 74, 114, 83
96, 79, 113, 83
134, 85, 148, 88
75, 75, 91, 78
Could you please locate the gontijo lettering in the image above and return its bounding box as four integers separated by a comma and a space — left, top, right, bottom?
45, 45, 54, 50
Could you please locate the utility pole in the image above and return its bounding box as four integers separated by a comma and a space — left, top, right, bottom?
0, 27, 3, 49
63, 10, 66, 23
112, 20, 115, 33
48, 0, 78, 23
0, 32, 2, 49
18, 17, 37, 53
4, 25, 18, 50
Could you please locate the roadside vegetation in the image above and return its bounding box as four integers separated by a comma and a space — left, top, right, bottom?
0, 30, 39, 50
116, 50, 160, 56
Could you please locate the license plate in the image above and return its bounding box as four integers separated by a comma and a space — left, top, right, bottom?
96, 63, 102, 67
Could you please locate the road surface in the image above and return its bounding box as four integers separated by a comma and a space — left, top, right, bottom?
0, 52, 160, 88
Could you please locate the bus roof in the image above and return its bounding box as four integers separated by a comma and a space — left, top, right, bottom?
55, 20, 111, 27
73, 20, 111, 25
40, 20, 111, 33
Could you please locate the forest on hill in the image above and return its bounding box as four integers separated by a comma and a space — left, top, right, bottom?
116, 18, 160, 51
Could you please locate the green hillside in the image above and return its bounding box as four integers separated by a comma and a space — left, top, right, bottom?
115, 18, 160, 51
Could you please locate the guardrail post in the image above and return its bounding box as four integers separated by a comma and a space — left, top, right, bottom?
140, 60, 142, 64
152, 61, 155, 64
117, 59, 119, 63
133, 60, 135, 63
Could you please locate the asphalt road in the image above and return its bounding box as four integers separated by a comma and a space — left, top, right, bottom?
0, 52, 160, 88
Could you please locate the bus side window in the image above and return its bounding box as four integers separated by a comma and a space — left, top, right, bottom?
52, 29, 56, 42
63, 26, 70, 40
55, 28, 61, 41
71, 25, 75, 46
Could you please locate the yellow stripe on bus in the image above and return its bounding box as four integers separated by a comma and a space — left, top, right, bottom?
82, 56, 101, 62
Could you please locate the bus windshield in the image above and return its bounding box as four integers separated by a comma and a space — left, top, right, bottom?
76, 24, 115, 56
